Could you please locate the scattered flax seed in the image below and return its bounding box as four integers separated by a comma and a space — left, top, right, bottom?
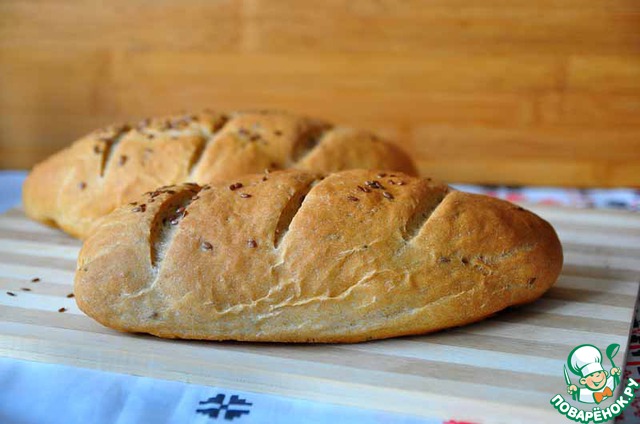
191, 195, 200, 201
347, 195, 359, 202
229, 182, 243, 191
262, 176, 268, 181
239, 193, 252, 198
158, 119, 170, 130
389, 180, 405, 186
175, 206, 186, 215
7, 291, 16, 297
58, 307, 67, 313
382, 191, 394, 200
202, 185, 211, 191
438, 257, 451, 263
247, 239, 258, 248
201, 241, 213, 251
21, 288, 31, 292
365, 180, 383, 189
357, 185, 371, 193
461, 258, 469, 265
377, 172, 387, 178
274, 130, 283, 136
93, 145, 102, 154
31, 277, 41, 283
175, 118, 191, 128
138, 118, 151, 129
146, 134, 155, 140
66, 293, 75, 298
78, 182, 87, 190
129, 202, 138, 206
528, 277, 537, 286
132, 204, 146, 213
119, 155, 128, 165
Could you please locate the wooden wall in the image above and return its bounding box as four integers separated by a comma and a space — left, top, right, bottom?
1, 0, 639, 186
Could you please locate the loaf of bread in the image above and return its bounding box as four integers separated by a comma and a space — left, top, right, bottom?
23, 110, 416, 239
74, 169, 563, 343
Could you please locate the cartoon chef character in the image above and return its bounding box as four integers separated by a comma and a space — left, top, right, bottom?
566, 344, 621, 404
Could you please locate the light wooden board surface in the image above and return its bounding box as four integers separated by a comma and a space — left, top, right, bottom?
1, 0, 640, 186
0, 206, 639, 423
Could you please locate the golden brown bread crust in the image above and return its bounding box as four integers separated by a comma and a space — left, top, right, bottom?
23, 110, 417, 239
74, 169, 563, 343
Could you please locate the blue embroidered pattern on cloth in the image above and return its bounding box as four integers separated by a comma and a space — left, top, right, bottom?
196, 394, 253, 421
452, 185, 640, 212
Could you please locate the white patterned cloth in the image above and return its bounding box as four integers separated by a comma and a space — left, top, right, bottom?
0, 356, 434, 424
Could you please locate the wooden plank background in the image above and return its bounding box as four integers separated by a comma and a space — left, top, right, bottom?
1, 0, 639, 187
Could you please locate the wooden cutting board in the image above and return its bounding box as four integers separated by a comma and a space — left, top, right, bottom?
0, 206, 638, 423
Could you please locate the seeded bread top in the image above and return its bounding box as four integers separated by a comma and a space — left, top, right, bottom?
74, 169, 563, 343
23, 110, 417, 239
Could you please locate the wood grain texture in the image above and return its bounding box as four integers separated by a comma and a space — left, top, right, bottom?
0, 205, 638, 423
1, 0, 639, 186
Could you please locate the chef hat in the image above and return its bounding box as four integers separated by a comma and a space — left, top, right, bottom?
568, 344, 604, 378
